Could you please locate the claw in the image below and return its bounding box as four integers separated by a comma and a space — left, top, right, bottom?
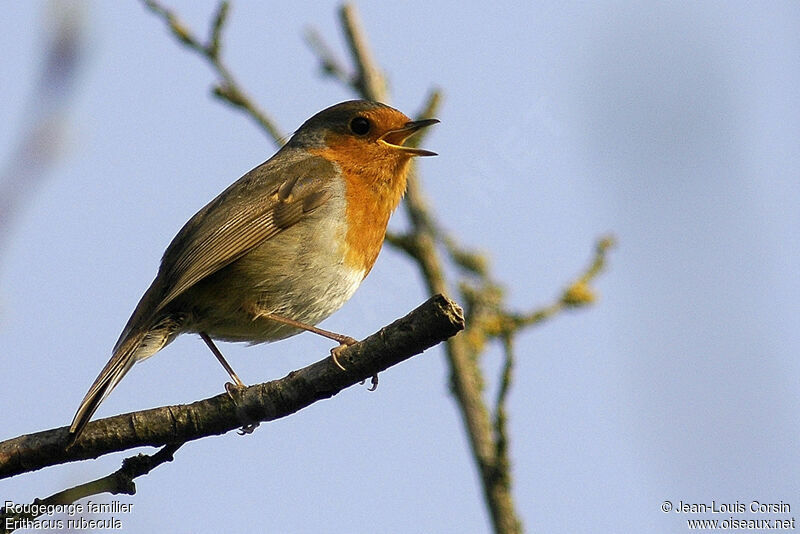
224, 382, 260, 435
238, 423, 260, 435
330, 344, 348, 371
330, 336, 358, 370
225, 381, 245, 399
360, 374, 380, 391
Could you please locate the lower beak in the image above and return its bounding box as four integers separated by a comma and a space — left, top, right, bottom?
379, 118, 440, 156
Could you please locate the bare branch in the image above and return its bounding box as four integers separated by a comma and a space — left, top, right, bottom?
512, 234, 616, 328
140, 0, 284, 144
208, 1, 229, 57
304, 27, 353, 87
495, 334, 515, 437
339, 3, 387, 102
0, 3, 85, 258
0, 296, 464, 479
491, 334, 515, 528
1, 444, 182, 531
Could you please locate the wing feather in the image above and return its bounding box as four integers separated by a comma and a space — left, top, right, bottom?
153, 157, 334, 313
156, 208, 283, 311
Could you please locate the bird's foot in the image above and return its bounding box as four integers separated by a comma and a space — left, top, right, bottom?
225, 381, 260, 435
359, 373, 379, 391
330, 336, 358, 370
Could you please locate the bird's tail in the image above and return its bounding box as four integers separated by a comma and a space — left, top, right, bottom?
68, 330, 147, 442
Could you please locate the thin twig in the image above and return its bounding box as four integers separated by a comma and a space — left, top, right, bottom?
141, 0, 284, 144
304, 27, 353, 87
0, 443, 182, 533
339, 2, 386, 101
208, 1, 228, 57
512, 234, 616, 328
491, 333, 515, 514
0, 3, 84, 258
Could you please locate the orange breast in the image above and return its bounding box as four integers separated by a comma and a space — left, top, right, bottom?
310, 138, 411, 276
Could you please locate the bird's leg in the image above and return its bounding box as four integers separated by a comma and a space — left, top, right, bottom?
200, 332, 246, 388
200, 332, 259, 434
251, 310, 357, 370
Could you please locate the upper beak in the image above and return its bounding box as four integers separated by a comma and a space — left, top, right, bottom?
379, 118, 440, 156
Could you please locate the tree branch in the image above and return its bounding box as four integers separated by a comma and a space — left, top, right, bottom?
0, 3, 84, 259
0, 295, 463, 480
141, 0, 285, 144
339, 2, 386, 101
304, 27, 353, 88
1, 443, 182, 532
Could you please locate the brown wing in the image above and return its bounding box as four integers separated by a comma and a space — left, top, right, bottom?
110, 154, 336, 354
154, 156, 333, 313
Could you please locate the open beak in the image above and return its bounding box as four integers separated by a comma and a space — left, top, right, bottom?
379, 118, 440, 156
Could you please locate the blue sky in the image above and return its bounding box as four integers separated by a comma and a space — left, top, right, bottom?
1, 1, 799, 532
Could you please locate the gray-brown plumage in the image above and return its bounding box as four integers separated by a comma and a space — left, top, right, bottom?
68, 100, 438, 441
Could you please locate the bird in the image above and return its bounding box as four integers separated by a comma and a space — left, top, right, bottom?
68, 99, 438, 442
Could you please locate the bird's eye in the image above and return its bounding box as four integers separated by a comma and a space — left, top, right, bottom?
349, 117, 371, 135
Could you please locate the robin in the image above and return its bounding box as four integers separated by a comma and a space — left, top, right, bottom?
68, 100, 438, 441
